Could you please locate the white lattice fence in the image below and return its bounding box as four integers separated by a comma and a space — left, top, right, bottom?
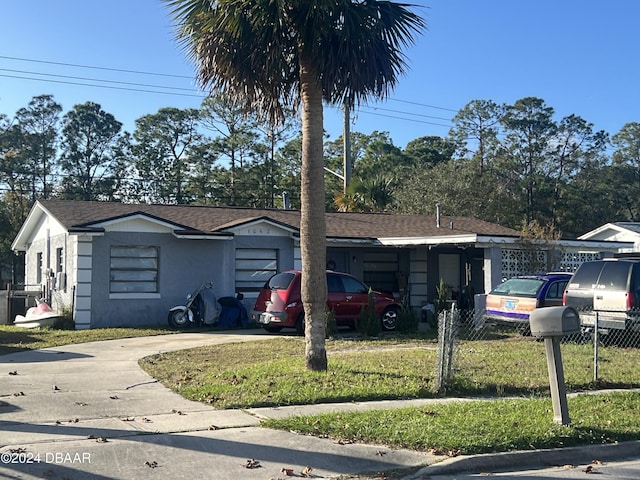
501, 248, 602, 279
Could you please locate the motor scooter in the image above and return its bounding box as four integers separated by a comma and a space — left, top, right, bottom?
168, 281, 248, 329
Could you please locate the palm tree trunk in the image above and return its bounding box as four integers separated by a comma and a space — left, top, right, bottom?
299, 53, 327, 371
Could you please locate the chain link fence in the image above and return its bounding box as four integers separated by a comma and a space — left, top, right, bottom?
434, 305, 640, 395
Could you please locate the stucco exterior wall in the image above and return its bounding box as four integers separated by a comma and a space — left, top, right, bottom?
82, 231, 296, 328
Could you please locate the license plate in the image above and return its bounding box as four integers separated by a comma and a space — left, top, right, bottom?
259, 313, 270, 324
504, 300, 516, 310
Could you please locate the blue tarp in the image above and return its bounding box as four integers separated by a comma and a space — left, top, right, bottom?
216, 296, 249, 327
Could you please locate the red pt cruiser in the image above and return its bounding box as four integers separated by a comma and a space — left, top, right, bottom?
251, 270, 402, 334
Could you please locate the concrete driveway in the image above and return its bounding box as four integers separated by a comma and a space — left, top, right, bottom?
0, 330, 441, 479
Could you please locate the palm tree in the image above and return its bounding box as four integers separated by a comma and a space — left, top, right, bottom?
165, 0, 425, 371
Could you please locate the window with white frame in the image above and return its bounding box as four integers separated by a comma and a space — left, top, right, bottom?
110, 246, 159, 293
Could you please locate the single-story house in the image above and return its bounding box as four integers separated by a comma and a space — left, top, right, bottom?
579, 222, 640, 253
10, 199, 631, 328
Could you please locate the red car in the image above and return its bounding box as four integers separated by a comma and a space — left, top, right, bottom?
251, 270, 401, 334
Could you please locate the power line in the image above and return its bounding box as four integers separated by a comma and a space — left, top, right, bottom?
0, 68, 201, 94
0, 54, 461, 115
358, 104, 453, 123
0, 73, 206, 99
355, 109, 452, 129
389, 98, 459, 113
0, 55, 194, 79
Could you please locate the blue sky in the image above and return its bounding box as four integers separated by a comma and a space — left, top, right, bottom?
1, 0, 639, 149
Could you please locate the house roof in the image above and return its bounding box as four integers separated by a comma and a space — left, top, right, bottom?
579, 222, 640, 241
10, 199, 521, 251
14, 200, 635, 253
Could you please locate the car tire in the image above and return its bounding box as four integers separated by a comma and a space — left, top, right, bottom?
381, 307, 398, 331
263, 325, 283, 333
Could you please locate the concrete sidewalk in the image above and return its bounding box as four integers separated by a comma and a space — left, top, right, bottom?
1, 330, 637, 480
0, 330, 446, 479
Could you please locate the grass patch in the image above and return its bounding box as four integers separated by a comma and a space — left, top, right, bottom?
139, 336, 438, 408
0, 325, 178, 355
262, 392, 640, 455
139, 334, 640, 409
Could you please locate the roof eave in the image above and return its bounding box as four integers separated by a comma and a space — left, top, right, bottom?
173, 230, 234, 240
378, 234, 478, 246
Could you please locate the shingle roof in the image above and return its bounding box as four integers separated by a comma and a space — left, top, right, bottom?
613, 222, 640, 234
38, 199, 520, 240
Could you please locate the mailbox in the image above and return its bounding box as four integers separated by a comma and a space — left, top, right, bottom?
529, 306, 580, 337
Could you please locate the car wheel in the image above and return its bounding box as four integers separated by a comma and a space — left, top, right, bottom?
381, 307, 398, 331
295, 314, 305, 336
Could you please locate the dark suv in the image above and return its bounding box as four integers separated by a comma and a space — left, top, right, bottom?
251, 270, 401, 334
563, 258, 640, 332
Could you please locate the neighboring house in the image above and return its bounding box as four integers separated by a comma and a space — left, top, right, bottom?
11, 199, 630, 328
579, 222, 640, 253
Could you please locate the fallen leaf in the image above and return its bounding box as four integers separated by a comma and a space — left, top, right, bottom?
243, 459, 261, 469
582, 465, 596, 474
68, 418, 79, 423
144, 461, 158, 468
96, 436, 108, 443
8, 371, 17, 375
9, 448, 27, 454
208, 425, 219, 430
592, 459, 603, 465
375, 450, 387, 456
75, 402, 88, 407
53, 385, 60, 391
121, 417, 135, 422
109, 395, 119, 400
87, 435, 95, 439
12, 391, 25, 397
281, 467, 295, 476
301, 465, 313, 477
171, 409, 184, 415
141, 417, 152, 423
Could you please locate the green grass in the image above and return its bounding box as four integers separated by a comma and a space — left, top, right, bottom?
4, 325, 640, 457
139, 336, 439, 408
0, 325, 178, 355
263, 392, 640, 455
139, 335, 640, 408
138, 333, 640, 456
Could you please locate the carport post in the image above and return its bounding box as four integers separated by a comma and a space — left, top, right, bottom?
543, 337, 570, 426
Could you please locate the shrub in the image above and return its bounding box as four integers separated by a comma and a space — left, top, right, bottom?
52, 306, 75, 330
357, 289, 382, 338
395, 308, 419, 333
325, 309, 338, 339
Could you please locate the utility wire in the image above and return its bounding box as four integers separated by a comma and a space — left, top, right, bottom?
0, 73, 206, 98
0, 68, 201, 93
0, 55, 194, 79
0, 54, 460, 115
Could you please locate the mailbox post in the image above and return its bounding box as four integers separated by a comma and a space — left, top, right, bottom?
529, 306, 580, 426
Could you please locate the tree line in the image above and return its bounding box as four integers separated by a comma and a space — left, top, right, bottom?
1, 93, 639, 281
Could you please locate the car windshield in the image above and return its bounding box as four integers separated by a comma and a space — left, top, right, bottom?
491, 277, 545, 297
266, 272, 295, 290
